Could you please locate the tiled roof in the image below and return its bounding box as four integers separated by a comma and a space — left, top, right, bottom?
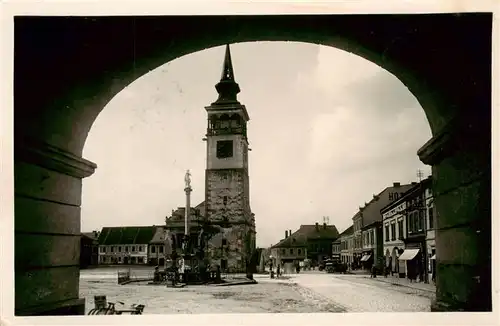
195, 201, 206, 218
339, 225, 354, 237
82, 232, 98, 240
149, 226, 166, 244
272, 224, 339, 248
168, 201, 205, 221
98, 226, 157, 245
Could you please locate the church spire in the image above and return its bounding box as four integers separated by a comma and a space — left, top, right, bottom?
213, 44, 241, 105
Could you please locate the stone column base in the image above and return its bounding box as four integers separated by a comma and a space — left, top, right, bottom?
431, 298, 491, 312
16, 298, 86, 316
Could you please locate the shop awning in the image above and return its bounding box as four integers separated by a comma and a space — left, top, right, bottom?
398, 249, 420, 261
360, 254, 372, 262
430, 254, 436, 260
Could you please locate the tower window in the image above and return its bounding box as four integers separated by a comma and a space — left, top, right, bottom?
216, 140, 233, 158
223, 196, 228, 205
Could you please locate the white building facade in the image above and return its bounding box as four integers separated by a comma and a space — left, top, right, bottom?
340, 233, 354, 265
382, 201, 407, 276
425, 185, 436, 280
98, 244, 149, 265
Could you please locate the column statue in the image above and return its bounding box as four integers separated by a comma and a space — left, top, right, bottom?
184, 169, 192, 189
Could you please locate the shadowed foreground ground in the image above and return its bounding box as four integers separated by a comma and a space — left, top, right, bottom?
80, 267, 431, 313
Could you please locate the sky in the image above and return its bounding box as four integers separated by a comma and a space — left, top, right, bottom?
81, 41, 432, 247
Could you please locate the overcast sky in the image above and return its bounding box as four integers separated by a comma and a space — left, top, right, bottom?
81, 42, 432, 247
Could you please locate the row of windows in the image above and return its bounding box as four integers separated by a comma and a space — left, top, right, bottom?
100, 245, 144, 253
280, 248, 303, 255
363, 229, 375, 246
100, 256, 145, 264
384, 207, 433, 241
385, 219, 404, 242
408, 210, 425, 234
340, 239, 354, 250
150, 245, 164, 254
353, 219, 362, 232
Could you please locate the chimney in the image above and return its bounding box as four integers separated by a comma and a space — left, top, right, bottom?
393, 182, 401, 187
285, 230, 288, 238
289, 229, 292, 237
315, 222, 319, 231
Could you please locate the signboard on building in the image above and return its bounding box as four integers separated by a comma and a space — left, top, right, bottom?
382, 202, 406, 219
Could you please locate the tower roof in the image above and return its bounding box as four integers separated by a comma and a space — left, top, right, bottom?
212, 44, 241, 105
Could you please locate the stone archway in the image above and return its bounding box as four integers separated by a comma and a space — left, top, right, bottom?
14, 14, 492, 314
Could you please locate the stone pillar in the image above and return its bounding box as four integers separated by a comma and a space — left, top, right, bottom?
418, 115, 491, 311
184, 186, 191, 236
14, 137, 96, 316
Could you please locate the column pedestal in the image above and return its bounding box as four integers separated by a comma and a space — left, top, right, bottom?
15, 137, 97, 316
418, 115, 491, 312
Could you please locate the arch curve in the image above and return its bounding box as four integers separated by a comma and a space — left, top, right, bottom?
15, 14, 491, 156
13, 14, 492, 314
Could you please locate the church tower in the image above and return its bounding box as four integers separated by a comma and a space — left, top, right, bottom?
204, 45, 256, 273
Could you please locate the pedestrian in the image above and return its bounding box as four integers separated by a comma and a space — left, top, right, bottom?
277, 264, 281, 278
370, 264, 377, 278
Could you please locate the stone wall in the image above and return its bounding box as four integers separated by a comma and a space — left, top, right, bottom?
206, 134, 247, 170
206, 224, 254, 272
205, 169, 250, 223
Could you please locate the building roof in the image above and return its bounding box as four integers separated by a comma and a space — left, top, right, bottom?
212, 44, 241, 106
167, 201, 205, 222
271, 224, 339, 248
98, 226, 157, 245
380, 178, 432, 214
149, 226, 167, 244
82, 231, 99, 240
354, 182, 416, 225
361, 220, 382, 231
339, 225, 354, 237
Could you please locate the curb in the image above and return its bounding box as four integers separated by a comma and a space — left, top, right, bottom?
372, 278, 436, 293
